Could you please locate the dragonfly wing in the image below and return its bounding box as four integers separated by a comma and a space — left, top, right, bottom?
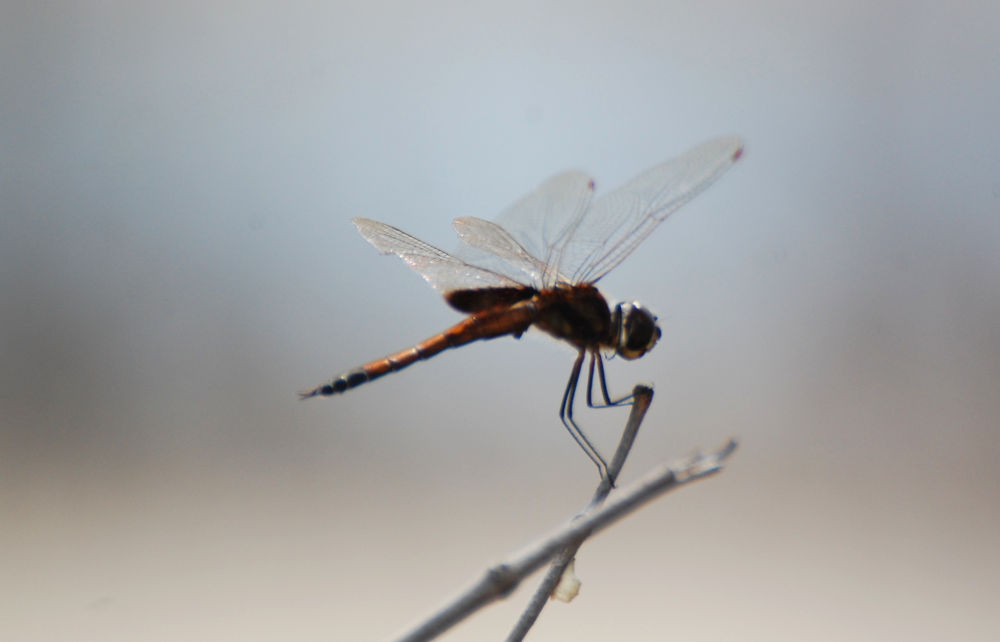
352, 217, 521, 293
481, 170, 595, 287
553, 137, 744, 284
452, 216, 549, 286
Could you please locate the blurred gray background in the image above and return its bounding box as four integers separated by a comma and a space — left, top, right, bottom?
3, 1, 998, 640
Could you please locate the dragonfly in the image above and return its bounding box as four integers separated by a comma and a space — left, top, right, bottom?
301, 137, 743, 479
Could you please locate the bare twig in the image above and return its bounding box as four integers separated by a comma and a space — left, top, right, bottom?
507, 385, 654, 640
393, 424, 739, 641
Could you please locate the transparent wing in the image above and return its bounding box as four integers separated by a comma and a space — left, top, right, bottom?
354, 138, 741, 293
452, 216, 549, 286
352, 217, 522, 293
453, 171, 594, 288
552, 137, 744, 284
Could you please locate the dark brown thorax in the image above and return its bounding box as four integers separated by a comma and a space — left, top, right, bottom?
532, 284, 615, 350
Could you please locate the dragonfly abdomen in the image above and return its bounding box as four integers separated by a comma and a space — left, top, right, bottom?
335, 338, 444, 392
300, 302, 537, 399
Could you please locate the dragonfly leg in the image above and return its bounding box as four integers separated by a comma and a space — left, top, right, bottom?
585, 350, 636, 409
561, 350, 610, 480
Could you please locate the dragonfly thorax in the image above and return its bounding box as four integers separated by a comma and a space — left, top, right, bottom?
611, 301, 661, 360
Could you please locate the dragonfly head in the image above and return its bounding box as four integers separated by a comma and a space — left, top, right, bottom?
611, 301, 661, 360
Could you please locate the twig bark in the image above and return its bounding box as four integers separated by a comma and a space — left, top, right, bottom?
393, 387, 738, 642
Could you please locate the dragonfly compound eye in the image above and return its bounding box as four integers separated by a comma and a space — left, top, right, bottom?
615, 302, 661, 360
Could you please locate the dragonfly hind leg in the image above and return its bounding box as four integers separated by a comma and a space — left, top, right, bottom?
560, 350, 611, 480
585, 351, 636, 409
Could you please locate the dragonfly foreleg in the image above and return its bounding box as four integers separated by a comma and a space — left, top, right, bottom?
585, 350, 636, 409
